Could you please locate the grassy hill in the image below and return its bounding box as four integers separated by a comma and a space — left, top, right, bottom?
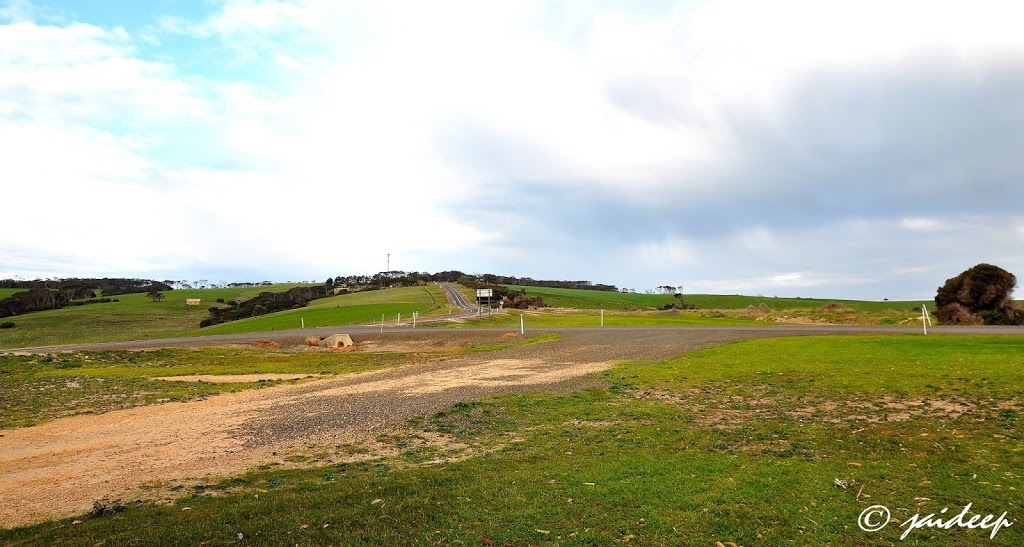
197, 285, 444, 335
0, 289, 27, 299
0, 285, 314, 349
435, 285, 934, 328
0, 280, 949, 349
508, 285, 932, 312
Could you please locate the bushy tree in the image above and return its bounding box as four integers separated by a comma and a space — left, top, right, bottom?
935, 263, 1022, 325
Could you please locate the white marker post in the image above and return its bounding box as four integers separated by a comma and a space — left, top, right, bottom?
601, 309, 604, 327
921, 305, 932, 335
520, 314, 524, 335
413, 311, 417, 328
301, 318, 305, 329
380, 313, 385, 333
397, 313, 401, 325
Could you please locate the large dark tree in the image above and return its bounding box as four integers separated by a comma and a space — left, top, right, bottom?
935, 263, 1022, 325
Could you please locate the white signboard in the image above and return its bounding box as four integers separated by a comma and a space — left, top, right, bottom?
476, 289, 493, 298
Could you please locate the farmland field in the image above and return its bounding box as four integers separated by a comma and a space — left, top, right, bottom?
0, 285, 313, 349
2, 330, 1022, 545
506, 285, 932, 312
197, 285, 445, 335
0, 288, 27, 299
1, 283, 942, 350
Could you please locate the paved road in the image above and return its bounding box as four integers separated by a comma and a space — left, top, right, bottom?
2, 324, 1022, 354
439, 282, 478, 312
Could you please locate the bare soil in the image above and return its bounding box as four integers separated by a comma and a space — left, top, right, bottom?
152, 373, 317, 383
0, 328, 850, 528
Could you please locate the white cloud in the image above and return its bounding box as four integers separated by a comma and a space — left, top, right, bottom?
901, 218, 943, 230
3, 1, 1024, 296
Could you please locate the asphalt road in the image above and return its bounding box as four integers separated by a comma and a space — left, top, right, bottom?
439, 282, 478, 311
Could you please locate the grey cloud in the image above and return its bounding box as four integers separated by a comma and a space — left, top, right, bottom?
433, 54, 1024, 297
446, 56, 1024, 242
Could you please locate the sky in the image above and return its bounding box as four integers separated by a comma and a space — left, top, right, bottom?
2, 0, 1023, 299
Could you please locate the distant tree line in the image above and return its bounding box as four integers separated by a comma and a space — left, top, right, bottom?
0, 287, 97, 318
456, 277, 546, 309
0, 278, 171, 318
199, 286, 333, 327
475, 274, 617, 292
322, 271, 617, 293
0, 278, 172, 296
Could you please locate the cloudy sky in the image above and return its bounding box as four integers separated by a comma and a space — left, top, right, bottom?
2, 0, 1023, 299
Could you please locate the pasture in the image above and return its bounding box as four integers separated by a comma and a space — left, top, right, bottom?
0, 285, 312, 349
197, 285, 445, 335
2, 332, 1021, 545
505, 285, 932, 312
0, 288, 27, 299
0, 285, 443, 350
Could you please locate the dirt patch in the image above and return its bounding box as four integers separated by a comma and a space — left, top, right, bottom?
313, 359, 613, 398
0, 339, 625, 527
255, 339, 281, 349
152, 374, 316, 383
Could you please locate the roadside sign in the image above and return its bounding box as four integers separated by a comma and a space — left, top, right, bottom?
476, 289, 493, 298
186, 299, 202, 306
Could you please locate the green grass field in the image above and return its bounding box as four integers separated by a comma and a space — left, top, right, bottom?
0, 288, 27, 299
508, 285, 932, 312
442, 286, 933, 328
197, 285, 444, 335
3, 334, 1021, 544
0, 285, 311, 349
0, 281, 987, 349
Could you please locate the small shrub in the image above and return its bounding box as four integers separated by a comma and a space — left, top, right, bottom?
306, 336, 322, 347
89, 501, 127, 518
938, 302, 984, 326
216, 298, 225, 303
0, 321, 14, 329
